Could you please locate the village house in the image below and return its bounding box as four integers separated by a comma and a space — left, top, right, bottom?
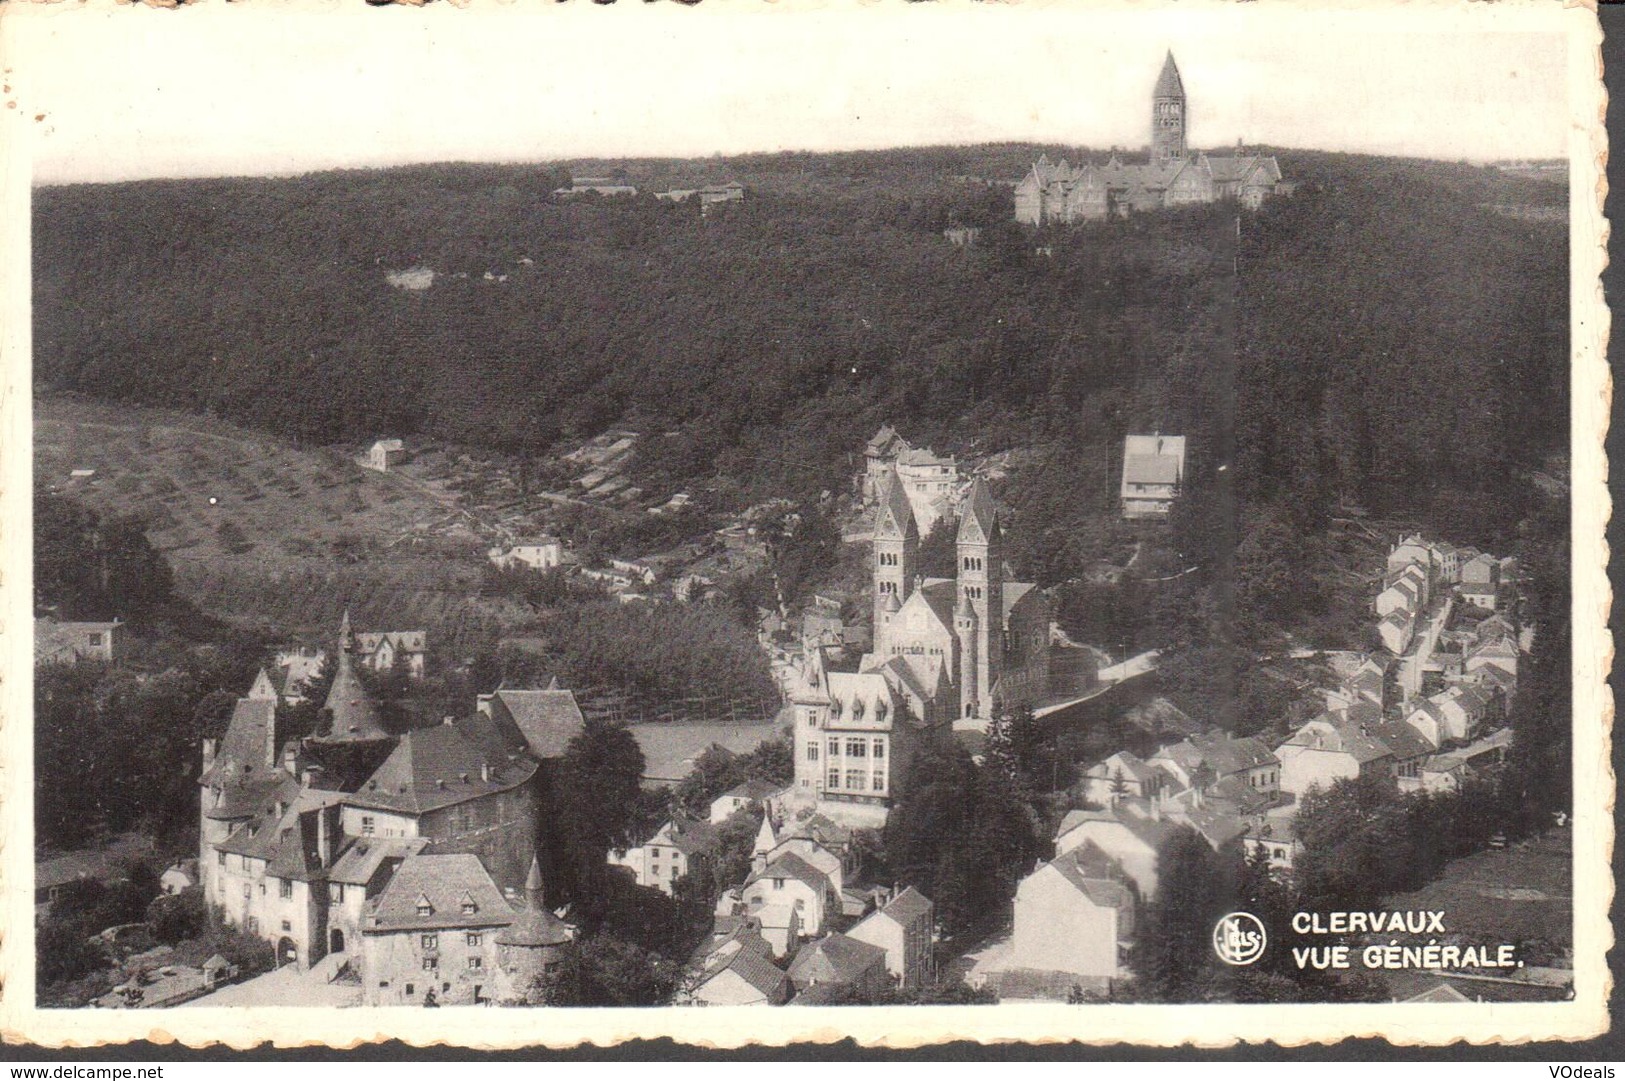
160, 859, 199, 896
1009, 844, 1135, 984
845, 886, 935, 991
709, 780, 786, 825
1053, 805, 1177, 900
788, 933, 891, 1002
488, 537, 565, 573
35, 616, 120, 666
365, 439, 408, 472
611, 817, 721, 897
739, 850, 839, 957
1079, 750, 1170, 806
685, 917, 789, 1006
1372, 720, 1437, 786
1273, 715, 1394, 798
1120, 434, 1187, 519
1150, 731, 1280, 798
1013, 54, 1287, 225
353, 630, 427, 679
1243, 816, 1301, 874
654, 182, 744, 212
35, 833, 155, 914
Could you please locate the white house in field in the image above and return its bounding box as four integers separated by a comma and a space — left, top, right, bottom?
488, 537, 564, 573
365, 439, 409, 472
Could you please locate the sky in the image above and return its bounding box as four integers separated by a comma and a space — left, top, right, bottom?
4, 2, 1577, 185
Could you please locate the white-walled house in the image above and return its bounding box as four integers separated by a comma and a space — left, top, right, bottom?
1010, 845, 1134, 983
845, 886, 935, 990
1274, 716, 1394, 798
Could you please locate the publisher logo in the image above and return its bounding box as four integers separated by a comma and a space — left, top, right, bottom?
1212, 912, 1267, 966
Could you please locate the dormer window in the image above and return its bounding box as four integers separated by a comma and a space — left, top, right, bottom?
459, 891, 477, 916
415, 892, 434, 918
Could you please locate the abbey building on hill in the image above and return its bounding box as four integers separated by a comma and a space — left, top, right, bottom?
1014, 52, 1289, 226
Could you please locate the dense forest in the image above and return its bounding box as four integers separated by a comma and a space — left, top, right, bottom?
33, 146, 1568, 718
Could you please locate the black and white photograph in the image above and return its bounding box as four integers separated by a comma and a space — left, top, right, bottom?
0, 0, 1607, 1048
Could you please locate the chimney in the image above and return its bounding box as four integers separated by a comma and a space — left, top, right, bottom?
317, 806, 335, 868
481, 762, 492, 783
202, 738, 218, 772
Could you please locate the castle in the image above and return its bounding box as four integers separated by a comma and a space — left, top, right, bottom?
1014, 52, 1288, 226
199, 612, 581, 1004
790, 472, 1050, 826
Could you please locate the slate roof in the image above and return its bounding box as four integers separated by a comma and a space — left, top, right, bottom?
1283, 717, 1393, 763
878, 885, 933, 926
1154, 52, 1184, 98
826, 671, 900, 728
874, 470, 919, 540
1188, 732, 1279, 775
784, 813, 852, 850
718, 779, 783, 803
747, 851, 832, 893
957, 478, 999, 544
1371, 720, 1435, 761
495, 859, 574, 948
345, 724, 538, 816
319, 648, 389, 742
1044, 847, 1136, 912
483, 688, 586, 759
658, 817, 722, 858
788, 932, 888, 989
1089, 751, 1158, 785
200, 698, 278, 788
328, 836, 428, 886
696, 934, 788, 999
363, 853, 515, 932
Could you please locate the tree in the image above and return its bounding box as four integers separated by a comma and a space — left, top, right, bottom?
147, 888, 207, 945
548, 718, 648, 906
573, 934, 682, 1006
1129, 826, 1236, 1001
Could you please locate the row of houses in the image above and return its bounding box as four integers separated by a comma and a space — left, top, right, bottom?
614, 786, 936, 1005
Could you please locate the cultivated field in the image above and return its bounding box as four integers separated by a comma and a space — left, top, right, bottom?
35, 394, 528, 651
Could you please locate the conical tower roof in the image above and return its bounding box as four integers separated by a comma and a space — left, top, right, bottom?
1154, 51, 1185, 99
495, 856, 574, 947
874, 468, 918, 542
321, 615, 388, 742
957, 478, 999, 544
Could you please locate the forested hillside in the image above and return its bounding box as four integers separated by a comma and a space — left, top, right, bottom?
34, 147, 1567, 638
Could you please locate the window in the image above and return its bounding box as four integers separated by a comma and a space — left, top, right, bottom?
827, 769, 839, 789
847, 771, 866, 791
280, 920, 292, 932
467, 932, 482, 948
421, 933, 438, 950
361, 816, 375, 837
259, 883, 266, 896
242, 883, 251, 899
405, 983, 414, 996
422, 957, 438, 971
217, 851, 226, 866
330, 882, 344, 904
461, 900, 477, 916
873, 771, 886, 791
872, 740, 885, 759
279, 878, 294, 900
246, 917, 259, 934
650, 847, 661, 859
467, 956, 483, 971
773, 879, 784, 891
827, 738, 839, 757
846, 740, 867, 758
88, 633, 103, 646
806, 742, 819, 762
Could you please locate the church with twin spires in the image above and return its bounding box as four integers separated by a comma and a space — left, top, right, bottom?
1014, 51, 1288, 225
790, 470, 1050, 825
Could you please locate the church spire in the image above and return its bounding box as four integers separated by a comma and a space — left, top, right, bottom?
1151, 51, 1188, 166
319, 611, 388, 742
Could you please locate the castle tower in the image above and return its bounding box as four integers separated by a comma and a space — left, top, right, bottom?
956, 479, 1003, 718
1151, 51, 1187, 166
317, 610, 390, 742
872, 469, 919, 651
791, 647, 832, 799
954, 588, 980, 721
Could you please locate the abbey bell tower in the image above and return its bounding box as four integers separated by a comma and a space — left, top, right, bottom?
1151, 51, 1187, 166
